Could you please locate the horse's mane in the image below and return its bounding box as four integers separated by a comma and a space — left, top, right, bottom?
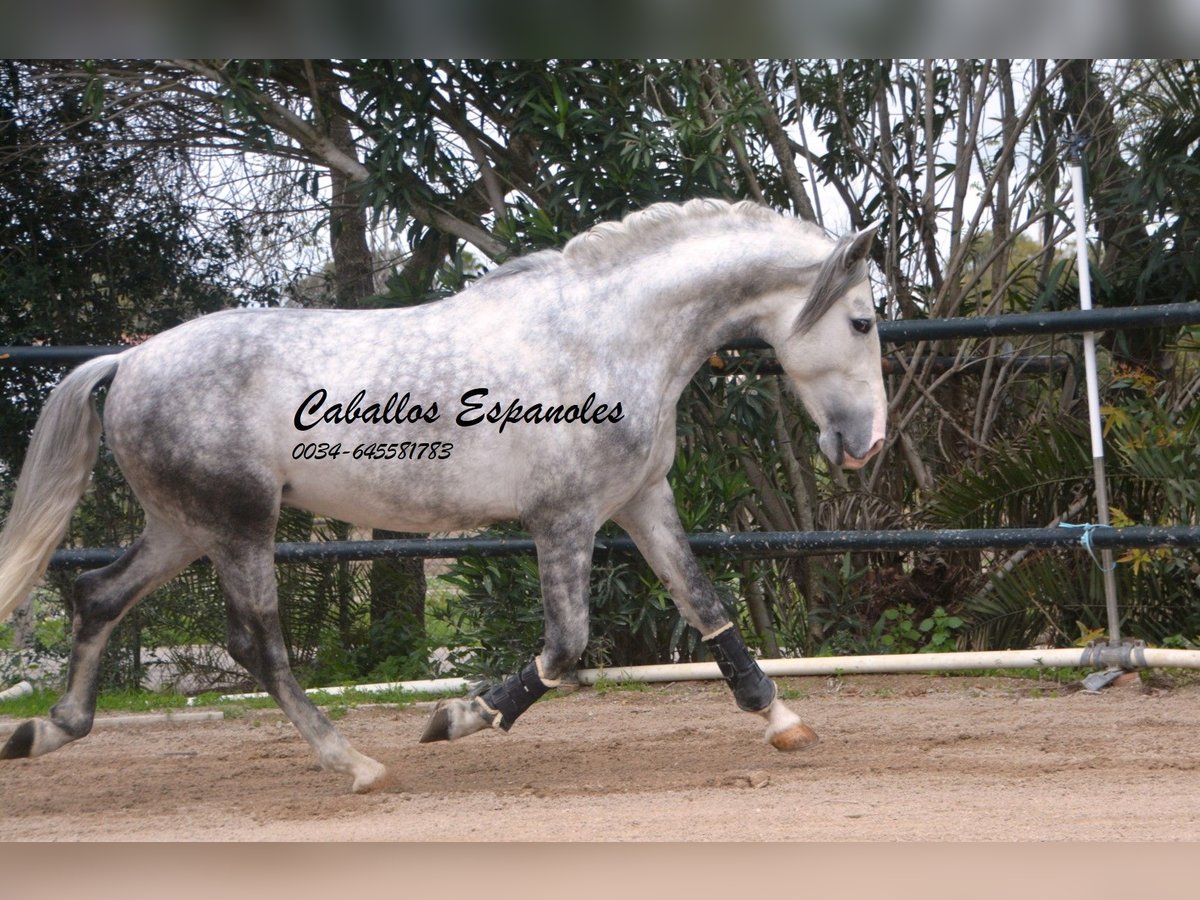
561, 198, 810, 266
479, 199, 822, 282
475, 201, 860, 331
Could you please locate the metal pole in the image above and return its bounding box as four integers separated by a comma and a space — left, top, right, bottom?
8, 304, 1200, 366
1068, 139, 1122, 643
46, 524, 1200, 570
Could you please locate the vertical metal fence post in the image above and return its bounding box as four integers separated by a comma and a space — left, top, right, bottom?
1067, 137, 1122, 643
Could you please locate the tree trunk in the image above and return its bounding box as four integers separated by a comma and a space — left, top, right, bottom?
8, 597, 34, 649
323, 76, 427, 662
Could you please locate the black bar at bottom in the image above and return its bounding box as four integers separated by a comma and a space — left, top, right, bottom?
46, 525, 1200, 570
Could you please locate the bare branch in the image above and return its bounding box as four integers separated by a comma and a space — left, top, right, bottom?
163, 59, 508, 260
738, 60, 817, 221
167, 58, 370, 183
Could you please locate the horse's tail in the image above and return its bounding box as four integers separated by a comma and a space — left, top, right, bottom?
0, 354, 122, 622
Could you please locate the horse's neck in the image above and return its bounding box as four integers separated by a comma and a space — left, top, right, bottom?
597, 232, 801, 375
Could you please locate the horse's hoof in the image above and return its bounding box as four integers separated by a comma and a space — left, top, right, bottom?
768, 722, 820, 752
0, 720, 36, 759
419, 701, 454, 743
351, 759, 390, 794
419, 697, 498, 743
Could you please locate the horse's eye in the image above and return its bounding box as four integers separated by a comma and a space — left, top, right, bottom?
851, 317, 873, 335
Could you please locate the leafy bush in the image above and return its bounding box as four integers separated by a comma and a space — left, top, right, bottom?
927, 355, 1200, 650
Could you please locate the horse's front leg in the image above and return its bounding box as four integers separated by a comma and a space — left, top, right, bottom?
420, 517, 593, 743
614, 478, 818, 752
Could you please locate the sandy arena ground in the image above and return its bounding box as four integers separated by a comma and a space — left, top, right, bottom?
3, 673, 1199, 841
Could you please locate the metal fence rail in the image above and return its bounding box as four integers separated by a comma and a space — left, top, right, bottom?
45, 525, 1200, 570
6, 302, 1200, 366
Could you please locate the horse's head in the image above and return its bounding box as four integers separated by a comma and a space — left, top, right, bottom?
771, 224, 887, 470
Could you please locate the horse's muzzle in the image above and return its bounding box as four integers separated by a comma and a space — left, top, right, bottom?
841, 437, 884, 470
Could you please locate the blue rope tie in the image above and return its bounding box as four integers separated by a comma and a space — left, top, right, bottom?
1058, 522, 1116, 571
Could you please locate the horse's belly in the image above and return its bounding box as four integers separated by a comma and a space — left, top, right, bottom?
281, 458, 517, 532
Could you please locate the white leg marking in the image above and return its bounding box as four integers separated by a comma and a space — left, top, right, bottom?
322, 747, 389, 794
701, 622, 734, 641
534, 656, 562, 688
420, 696, 503, 743
758, 698, 820, 751
25, 719, 81, 757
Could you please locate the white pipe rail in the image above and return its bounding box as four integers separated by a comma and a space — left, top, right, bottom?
0, 680, 33, 701
206, 646, 1200, 703
575, 647, 1200, 683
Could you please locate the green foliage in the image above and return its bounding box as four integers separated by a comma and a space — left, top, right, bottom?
438, 535, 546, 679
794, 559, 968, 656
925, 419, 1093, 530
926, 357, 1200, 651
0, 63, 270, 463
590, 677, 650, 695
804, 552, 876, 656
0, 589, 70, 689
1101, 61, 1200, 319
873, 605, 925, 653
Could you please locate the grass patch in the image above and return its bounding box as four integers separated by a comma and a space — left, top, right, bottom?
937, 667, 1092, 683
0, 687, 200, 720
0, 688, 59, 720
0, 684, 469, 722
96, 688, 194, 712
590, 678, 650, 696
189, 691, 282, 711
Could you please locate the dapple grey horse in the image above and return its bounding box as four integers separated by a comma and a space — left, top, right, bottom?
0, 199, 885, 793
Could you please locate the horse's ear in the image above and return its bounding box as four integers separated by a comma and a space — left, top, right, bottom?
841, 221, 880, 271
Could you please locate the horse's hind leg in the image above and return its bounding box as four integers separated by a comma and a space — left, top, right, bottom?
613, 478, 818, 752
1, 521, 199, 760
210, 540, 387, 793
421, 516, 594, 743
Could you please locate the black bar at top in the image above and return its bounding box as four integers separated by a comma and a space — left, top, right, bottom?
5, 303, 1200, 365
725, 301, 1200, 349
